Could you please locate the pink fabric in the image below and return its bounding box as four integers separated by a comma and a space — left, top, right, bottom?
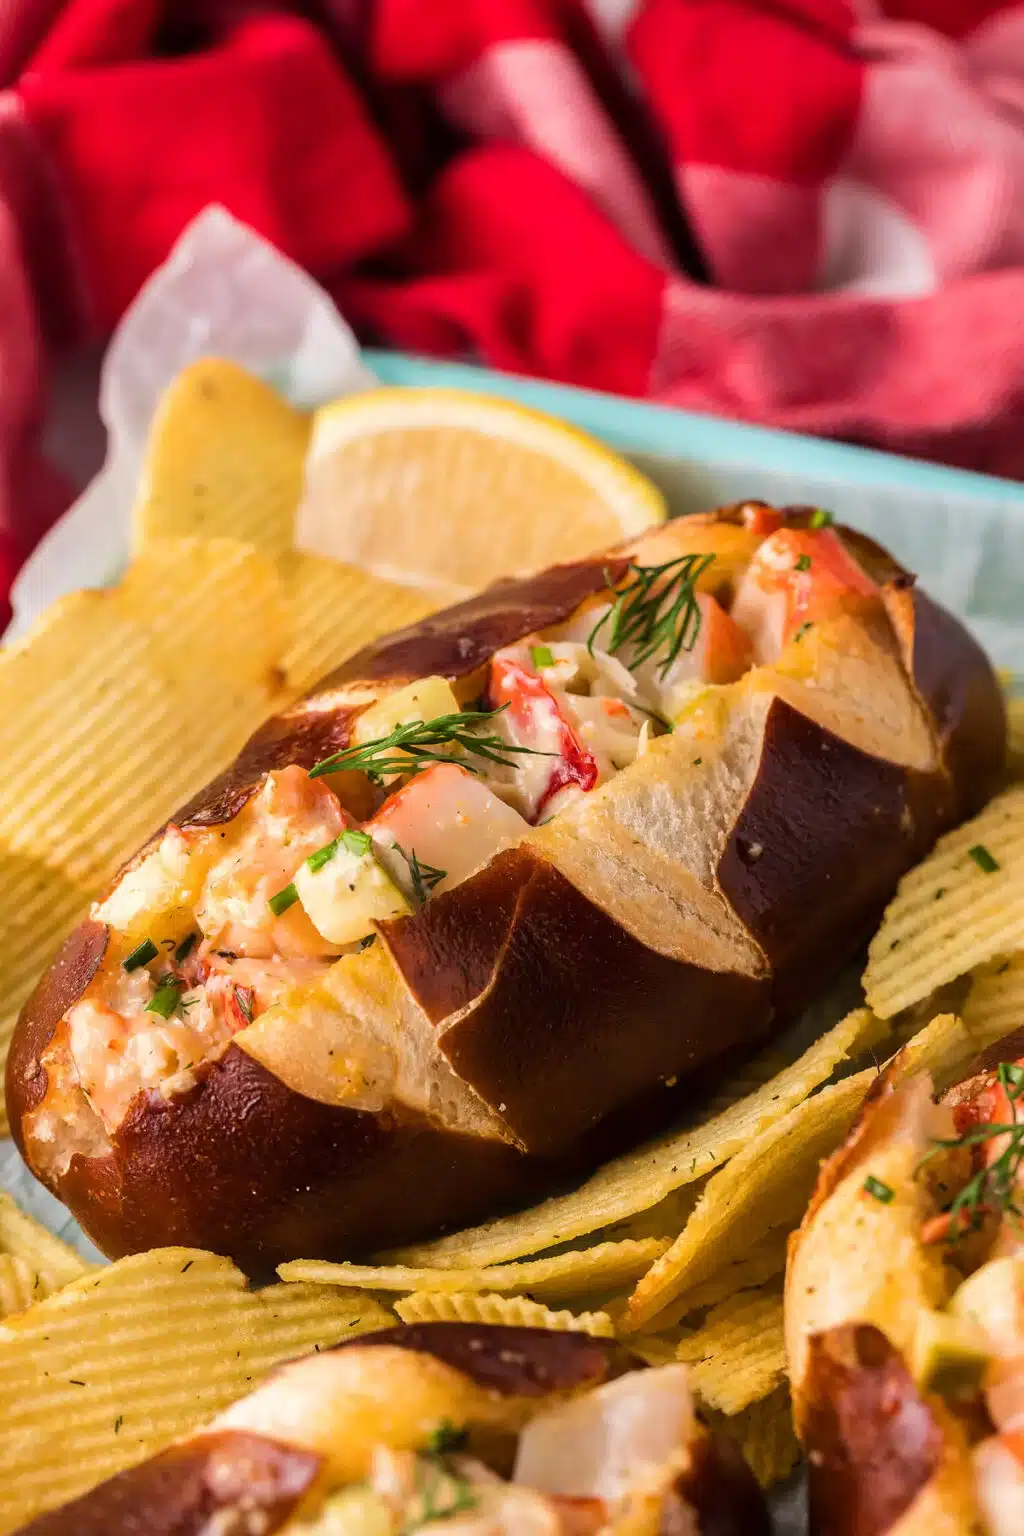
1, 0, 1024, 627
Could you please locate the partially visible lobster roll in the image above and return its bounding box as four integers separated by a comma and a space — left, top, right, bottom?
13, 1323, 770, 1536
7, 504, 1005, 1267
786, 1028, 1024, 1536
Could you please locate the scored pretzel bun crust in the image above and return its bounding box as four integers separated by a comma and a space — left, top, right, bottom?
6, 505, 1006, 1270
12, 1323, 770, 1536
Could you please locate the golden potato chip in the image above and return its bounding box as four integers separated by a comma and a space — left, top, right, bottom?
0, 1247, 390, 1530
705, 1386, 800, 1490
385, 1009, 882, 1269
113, 536, 287, 701
622, 1334, 684, 1368
964, 954, 1024, 1051
392, 1292, 615, 1337
864, 787, 1024, 1018
675, 1288, 786, 1416
1007, 696, 1024, 779
0, 1192, 92, 1293
133, 358, 310, 557
278, 551, 440, 697
652, 1232, 789, 1329
279, 1238, 669, 1304
0, 1255, 38, 1320
620, 1013, 966, 1332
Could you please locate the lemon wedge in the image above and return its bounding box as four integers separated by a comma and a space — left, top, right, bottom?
295, 388, 666, 595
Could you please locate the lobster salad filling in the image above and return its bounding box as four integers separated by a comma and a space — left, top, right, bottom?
40, 508, 878, 1138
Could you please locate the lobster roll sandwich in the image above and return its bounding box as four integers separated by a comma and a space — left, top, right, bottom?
785, 1028, 1024, 1536
11, 1323, 770, 1536
7, 504, 1005, 1267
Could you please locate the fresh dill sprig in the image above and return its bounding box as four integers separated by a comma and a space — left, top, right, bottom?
588, 553, 716, 679
308, 706, 553, 785
921, 1061, 1024, 1237
395, 843, 447, 905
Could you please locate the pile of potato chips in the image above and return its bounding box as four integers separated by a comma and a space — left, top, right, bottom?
1, 357, 1022, 1532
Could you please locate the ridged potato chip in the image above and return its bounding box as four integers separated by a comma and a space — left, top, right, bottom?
0, 1256, 38, 1320
676, 1287, 786, 1416
113, 536, 287, 701
652, 1233, 788, 1329
621, 1013, 967, 1332
964, 953, 1024, 1050
392, 1292, 615, 1337
706, 1385, 801, 1490
278, 551, 440, 697
133, 358, 310, 557
1007, 695, 1024, 778
864, 787, 1024, 1018
0, 1247, 390, 1532
385, 1009, 882, 1269
279, 1238, 669, 1304
0, 1192, 92, 1294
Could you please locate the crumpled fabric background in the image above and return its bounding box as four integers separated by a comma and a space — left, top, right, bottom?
1, 0, 1023, 628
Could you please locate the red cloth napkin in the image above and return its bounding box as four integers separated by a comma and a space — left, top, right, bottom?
2, 0, 1024, 626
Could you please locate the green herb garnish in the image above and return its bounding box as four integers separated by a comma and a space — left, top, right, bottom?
402, 1455, 476, 1535
123, 938, 158, 972
795, 554, 812, 572
530, 644, 555, 670
306, 840, 338, 874
426, 1420, 468, 1455
309, 706, 553, 786
969, 844, 1000, 874
233, 985, 254, 1024
588, 553, 715, 679
920, 1062, 1024, 1237
268, 882, 299, 917
357, 934, 377, 951
174, 932, 198, 964
146, 976, 182, 1018
396, 844, 447, 905
863, 1175, 894, 1204
341, 828, 372, 856
794, 622, 814, 642
810, 508, 834, 528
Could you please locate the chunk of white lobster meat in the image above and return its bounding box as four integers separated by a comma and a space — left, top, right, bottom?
488, 654, 600, 822
367, 762, 530, 900
974, 1433, 1024, 1535
731, 526, 877, 664
514, 1364, 696, 1502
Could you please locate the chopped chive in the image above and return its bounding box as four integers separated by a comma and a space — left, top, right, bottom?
306, 838, 339, 874
795, 554, 812, 572
268, 883, 299, 917
341, 828, 372, 857
810, 508, 834, 528
531, 644, 555, 670
794, 622, 814, 642
864, 1175, 894, 1204
174, 932, 198, 963
123, 938, 158, 972
427, 1420, 468, 1455
146, 979, 182, 1019
969, 844, 1000, 874
357, 934, 377, 951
